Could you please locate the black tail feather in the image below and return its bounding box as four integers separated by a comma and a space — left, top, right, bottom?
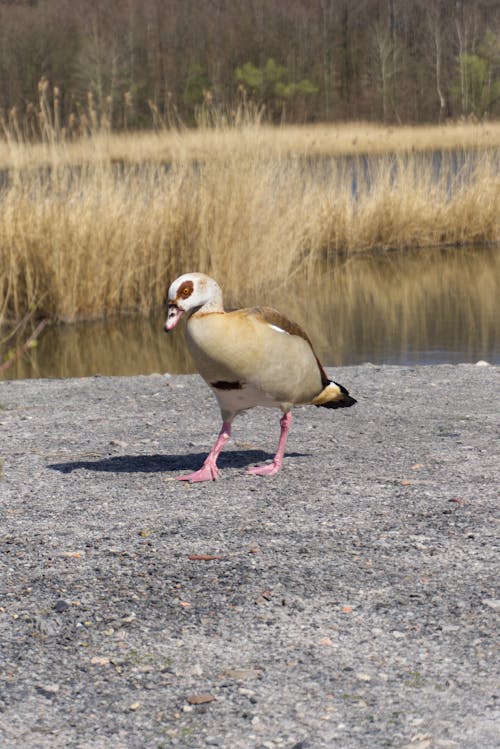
317, 380, 357, 409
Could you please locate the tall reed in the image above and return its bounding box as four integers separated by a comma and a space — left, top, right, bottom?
0, 125, 499, 324
2, 119, 500, 170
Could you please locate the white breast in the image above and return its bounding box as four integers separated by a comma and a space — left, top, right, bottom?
211, 382, 284, 416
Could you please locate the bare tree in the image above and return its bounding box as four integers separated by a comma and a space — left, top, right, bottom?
0, 0, 499, 127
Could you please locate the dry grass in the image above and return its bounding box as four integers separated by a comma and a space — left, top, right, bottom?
2, 119, 500, 169
0, 121, 499, 324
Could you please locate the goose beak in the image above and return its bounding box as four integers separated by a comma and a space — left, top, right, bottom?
165, 304, 184, 332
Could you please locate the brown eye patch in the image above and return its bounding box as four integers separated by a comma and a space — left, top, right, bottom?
177, 280, 194, 300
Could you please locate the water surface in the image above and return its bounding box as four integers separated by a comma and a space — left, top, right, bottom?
1, 246, 498, 380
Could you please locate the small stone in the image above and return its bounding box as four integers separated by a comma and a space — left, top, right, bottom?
441, 624, 460, 633
90, 656, 110, 666
475, 360, 490, 366
36, 683, 60, 699
225, 669, 262, 680
483, 598, 500, 611
402, 739, 432, 749
53, 599, 70, 613
186, 693, 216, 705
355, 672, 371, 682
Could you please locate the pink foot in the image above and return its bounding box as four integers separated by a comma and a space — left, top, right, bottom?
247, 461, 282, 477
247, 411, 291, 478
177, 421, 232, 483
177, 461, 219, 483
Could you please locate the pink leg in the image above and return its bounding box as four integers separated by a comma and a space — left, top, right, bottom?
247, 411, 292, 477
177, 421, 232, 483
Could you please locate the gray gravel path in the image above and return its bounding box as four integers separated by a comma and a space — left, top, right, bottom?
0, 365, 498, 749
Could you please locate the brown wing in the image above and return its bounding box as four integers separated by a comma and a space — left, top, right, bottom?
250, 306, 329, 385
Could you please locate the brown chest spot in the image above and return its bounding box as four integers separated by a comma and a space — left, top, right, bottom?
211, 381, 243, 390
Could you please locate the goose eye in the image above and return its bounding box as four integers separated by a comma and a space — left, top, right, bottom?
177, 280, 194, 300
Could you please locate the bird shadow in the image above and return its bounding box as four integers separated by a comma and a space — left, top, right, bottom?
48, 449, 307, 475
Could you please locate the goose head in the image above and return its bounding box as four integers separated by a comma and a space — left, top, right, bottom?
165, 273, 224, 331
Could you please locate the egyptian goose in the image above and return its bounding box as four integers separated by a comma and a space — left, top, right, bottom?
165, 273, 356, 482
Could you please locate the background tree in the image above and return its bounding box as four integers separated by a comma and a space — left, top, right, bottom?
0, 0, 498, 130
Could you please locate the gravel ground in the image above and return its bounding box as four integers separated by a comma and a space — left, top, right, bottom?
0, 364, 498, 749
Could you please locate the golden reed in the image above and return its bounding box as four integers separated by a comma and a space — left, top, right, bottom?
1, 121, 499, 324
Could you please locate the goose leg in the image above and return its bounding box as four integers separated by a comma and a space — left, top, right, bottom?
177, 421, 232, 482
247, 411, 292, 477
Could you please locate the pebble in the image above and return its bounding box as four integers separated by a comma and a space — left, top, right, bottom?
186, 694, 216, 705
110, 439, 128, 448
355, 672, 372, 682
225, 669, 262, 680
482, 598, 500, 610
402, 739, 432, 749
36, 683, 60, 699
53, 599, 70, 613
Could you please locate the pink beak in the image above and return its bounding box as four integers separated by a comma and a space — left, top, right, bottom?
165, 304, 184, 331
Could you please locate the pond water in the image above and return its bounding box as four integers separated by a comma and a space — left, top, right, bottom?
1, 246, 499, 380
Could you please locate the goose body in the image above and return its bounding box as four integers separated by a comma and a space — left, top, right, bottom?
165, 272, 356, 482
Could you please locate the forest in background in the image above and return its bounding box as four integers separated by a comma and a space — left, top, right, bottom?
0, 0, 499, 133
